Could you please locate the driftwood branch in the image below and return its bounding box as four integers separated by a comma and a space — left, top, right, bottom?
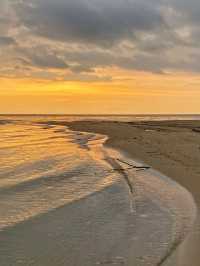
116, 158, 150, 170
192, 128, 200, 133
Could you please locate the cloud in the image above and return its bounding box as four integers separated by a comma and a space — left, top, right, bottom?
1, 0, 200, 80
28, 53, 68, 69
166, 0, 200, 23
0, 36, 16, 46
14, 0, 165, 47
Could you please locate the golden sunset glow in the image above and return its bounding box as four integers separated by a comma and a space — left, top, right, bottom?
1, 70, 200, 114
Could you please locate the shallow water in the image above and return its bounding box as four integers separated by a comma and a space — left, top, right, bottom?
0, 118, 197, 266
0, 122, 116, 230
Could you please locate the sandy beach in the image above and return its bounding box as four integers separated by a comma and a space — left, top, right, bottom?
66, 120, 200, 266
0, 118, 199, 266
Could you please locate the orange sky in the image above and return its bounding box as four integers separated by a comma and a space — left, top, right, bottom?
1, 70, 200, 114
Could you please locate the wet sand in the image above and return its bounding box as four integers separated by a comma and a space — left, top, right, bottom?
0, 119, 198, 266
66, 120, 200, 266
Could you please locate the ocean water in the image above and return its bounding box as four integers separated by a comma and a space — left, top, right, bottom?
0, 116, 197, 266
1, 114, 200, 123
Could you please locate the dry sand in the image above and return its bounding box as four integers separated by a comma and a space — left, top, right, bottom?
67, 120, 200, 266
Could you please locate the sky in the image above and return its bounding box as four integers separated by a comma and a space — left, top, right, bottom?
0, 0, 200, 114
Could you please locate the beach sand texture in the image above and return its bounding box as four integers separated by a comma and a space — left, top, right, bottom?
0, 119, 199, 266
67, 120, 200, 266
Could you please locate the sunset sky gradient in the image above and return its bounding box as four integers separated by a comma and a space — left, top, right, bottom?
1, 0, 200, 114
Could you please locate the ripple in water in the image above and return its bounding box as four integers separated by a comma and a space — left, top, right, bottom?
0, 119, 197, 266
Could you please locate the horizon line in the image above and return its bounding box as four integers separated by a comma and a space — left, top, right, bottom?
1, 113, 200, 116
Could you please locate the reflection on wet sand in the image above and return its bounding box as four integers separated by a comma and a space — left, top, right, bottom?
0, 119, 197, 266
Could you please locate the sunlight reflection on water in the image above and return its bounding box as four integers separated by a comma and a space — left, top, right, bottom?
0, 118, 197, 266
0, 122, 117, 229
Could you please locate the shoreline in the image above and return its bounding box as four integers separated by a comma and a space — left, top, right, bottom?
68, 122, 197, 265
103, 145, 196, 266
0, 119, 198, 266
1, 120, 197, 266
66, 120, 200, 201
65, 119, 200, 266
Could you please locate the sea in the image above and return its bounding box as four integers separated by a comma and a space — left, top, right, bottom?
0, 115, 198, 266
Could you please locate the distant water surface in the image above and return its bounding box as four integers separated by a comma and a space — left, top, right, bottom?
1, 114, 200, 124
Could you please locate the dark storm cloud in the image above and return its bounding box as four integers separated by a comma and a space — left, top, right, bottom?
14, 0, 165, 47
